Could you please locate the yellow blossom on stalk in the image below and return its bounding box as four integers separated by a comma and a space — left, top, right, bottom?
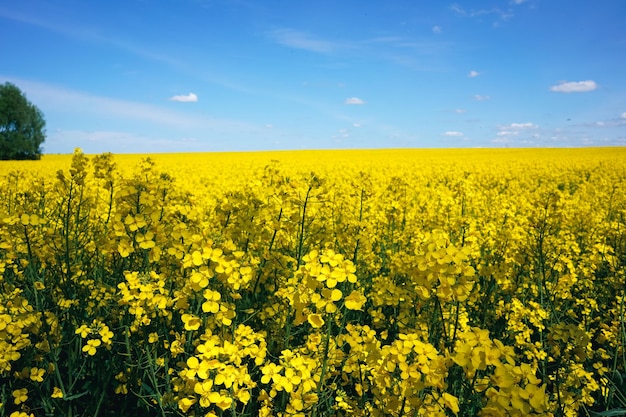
99, 325, 114, 346
182, 313, 202, 331
277, 367, 302, 393
178, 397, 197, 413
13, 388, 28, 405
51, 387, 63, 399
75, 324, 90, 338
190, 270, 210, 290
518, 383, 548, 412
440, 392, 460, 414
185, 356, 212, 380
29, 367, 45, 382
344, 290, 367, 310
307, 313, 325, 328
328, 288, 342, 301
82, 339, 101, 356
261, 363, 284, 384
202, 289, 222, 313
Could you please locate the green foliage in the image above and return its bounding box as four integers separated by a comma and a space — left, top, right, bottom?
0, 82, 46, 160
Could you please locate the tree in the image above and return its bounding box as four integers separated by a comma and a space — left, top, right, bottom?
0, 82, 46, 160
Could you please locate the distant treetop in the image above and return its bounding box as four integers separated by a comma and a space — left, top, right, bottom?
0, 82, 46, 160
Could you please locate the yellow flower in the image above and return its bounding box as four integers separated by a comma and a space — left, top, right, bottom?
99, 325, 114, 345
115, 384, 128, 395
29, 367, 45, 382
75, 324, 91, 338
329, 288, 342, 301
261, 362, 283, 384
307, 313, 325, 328
202, 289, 221, 313
182, 313, 202, 331
440, 392, 460, 414
519, 383, 548, 412
13, 388, 28, 405
278, 367, 302, 393
82, 339, 102, 356
178, 397, 196, 413
190, 271, 210, 290
51, 387, 64, 399
344, 290, 367, 310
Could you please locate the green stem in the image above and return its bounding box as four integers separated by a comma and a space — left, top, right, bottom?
296, 186, 313, 268
312, 315, 333, 417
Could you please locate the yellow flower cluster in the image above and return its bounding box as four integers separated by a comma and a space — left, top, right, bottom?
0, 147, 625, 416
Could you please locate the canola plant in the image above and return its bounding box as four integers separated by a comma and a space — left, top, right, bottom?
0, 148, 625, 417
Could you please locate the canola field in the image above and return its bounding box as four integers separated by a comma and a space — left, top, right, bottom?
1, 147, 625, 417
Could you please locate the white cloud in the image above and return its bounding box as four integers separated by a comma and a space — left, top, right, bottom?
455, 109, 467, 114
449, 4, 466, 14
169, 92, 198, 102
345, 97, 365, 105
468, 70, 480, 78
432, 25, 442, 34
512, 0, 527, 4
268, 28, 336, 53
509, 122, 538, 129
582, 115, 626, 128
550, 80, 597, 93
496, 122, 539, 139
474, 94, 491, 101
353, 123, 361, 128
443, 131, 464, 137
1, 77, 268, 141
449, 3, 514, 22
48, 129, 204, 154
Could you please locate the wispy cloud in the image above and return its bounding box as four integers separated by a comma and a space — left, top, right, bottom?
497, 122, 539, 138
267, 28, 337, 53
509, 122, 537, 129
48, 129, 204, 154
170, 93, 198, 102
368, 37, 451, 55
449, 4, 466, 15
449, 3, 515, 23
468, 70, 480, 78
345, 97, 365, 105
432, 25, 442, 34
443, 131, 464, 137
581, 113, 626, 128
455, 109, 467, 114
496, 131, 518, 137
267, 28, 453, 71
0, 76, 258, 133
550, 80, 598, 93
474, 94, 491, 101
0, 7, 181, 67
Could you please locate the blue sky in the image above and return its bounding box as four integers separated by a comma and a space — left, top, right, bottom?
1, 0, 625, 153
